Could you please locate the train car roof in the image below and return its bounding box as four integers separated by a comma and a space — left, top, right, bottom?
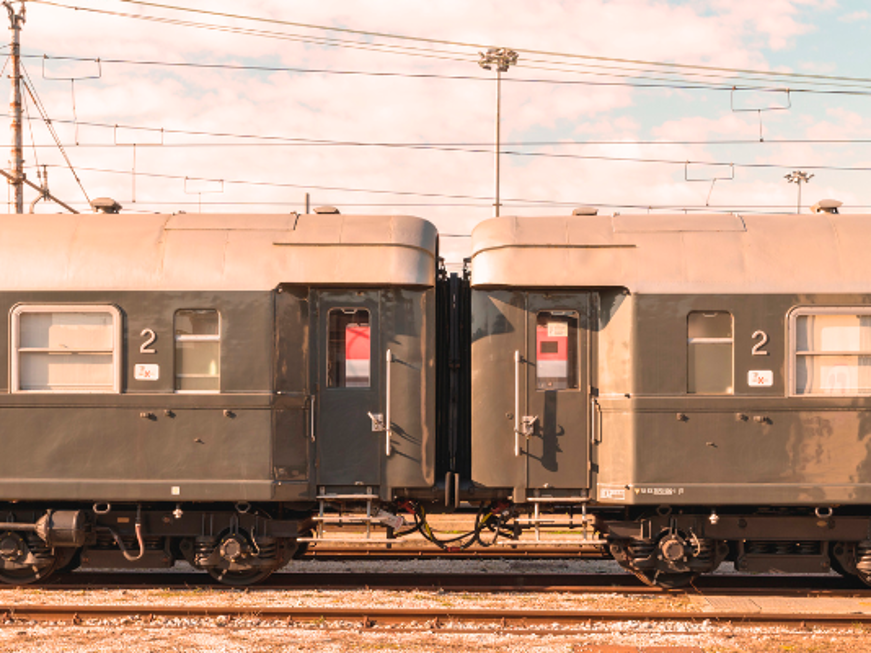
0, 213, 437, 290
470, 212, 871, 294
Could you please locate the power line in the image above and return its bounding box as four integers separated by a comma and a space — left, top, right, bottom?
25, 51, 871, 95
19, 61, 90, 204
102, 0, 871, 87
104, 0, 871, 83
13, 114, 871, 149
27, 53, 871, 96
29, 2, 480, 66
21, 119, 871, 172
29, 0, 871, 93
36, 151, 871, 215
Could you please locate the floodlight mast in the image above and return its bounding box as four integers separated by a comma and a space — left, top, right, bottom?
785, 170, 814, 213
4, 0, 24, 214
478, 48, 518, 217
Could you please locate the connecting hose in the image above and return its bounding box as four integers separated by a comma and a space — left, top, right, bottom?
104, 506, 145, 561
391, 502, 518, 551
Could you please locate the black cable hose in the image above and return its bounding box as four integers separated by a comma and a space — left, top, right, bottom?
393, 503, 519, 550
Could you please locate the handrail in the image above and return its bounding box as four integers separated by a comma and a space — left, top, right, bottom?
385, 349, 394, 456
514, 350, 521, 457
310, 394, 316, 443
591, 395, 601, 445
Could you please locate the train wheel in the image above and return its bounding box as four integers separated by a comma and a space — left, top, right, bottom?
200, 532, 293, 587
0, 565, 56, 585
610, 532, 725, 590
0, 532, 61, 585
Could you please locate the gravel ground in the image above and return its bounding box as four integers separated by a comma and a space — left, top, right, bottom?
2, 608, 870, 652
0, 559, 865, 652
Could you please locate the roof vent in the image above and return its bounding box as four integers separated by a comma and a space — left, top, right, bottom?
91, 197, 122, 214
314, 206, 340, 215
572, 206, 598, 216
811, 199, 842, 214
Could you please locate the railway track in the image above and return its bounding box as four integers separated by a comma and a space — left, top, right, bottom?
40, 571, 868, 595
302, 545, 608, 559
2, 603, 870, 630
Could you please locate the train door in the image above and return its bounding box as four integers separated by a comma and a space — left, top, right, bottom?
524, 293, 591, 492
471, 290, 593, 499
314, 290, 382, 487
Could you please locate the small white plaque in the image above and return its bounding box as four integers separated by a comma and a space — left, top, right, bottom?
600, 488, 626, 501
547, 322, 569, 337
171, 486, 181, 496
134, 364, 159, 381
748, 370, 773, 387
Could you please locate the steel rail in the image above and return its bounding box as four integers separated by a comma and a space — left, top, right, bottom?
2, 603, 871, 628
43, 571, 867, 595
301, 545, 608, 559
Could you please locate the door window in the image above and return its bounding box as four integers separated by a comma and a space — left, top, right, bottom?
535, 310, 579, 391
328, 309, 371, 388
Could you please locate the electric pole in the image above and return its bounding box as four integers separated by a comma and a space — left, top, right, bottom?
785, 170, 813, 213
478, 47, 518, 217
5, 0, 25, 213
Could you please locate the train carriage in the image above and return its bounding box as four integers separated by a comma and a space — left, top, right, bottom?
469, 209, 871, 587
0, 211, 438, 584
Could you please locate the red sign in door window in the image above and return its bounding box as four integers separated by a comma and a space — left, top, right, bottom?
345, 324, 370, 387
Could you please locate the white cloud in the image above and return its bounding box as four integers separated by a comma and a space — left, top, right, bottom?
6, 0, 861, 266
840, 10, 870, 22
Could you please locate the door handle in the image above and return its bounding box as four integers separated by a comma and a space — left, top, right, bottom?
384, 349, 394, 456
514, 350, 538, 457
591, 396, 601, 444
514, 350, 521, 457
310, 394, 316, 443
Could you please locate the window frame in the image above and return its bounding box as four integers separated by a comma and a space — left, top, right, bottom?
10, 304, 123, 394
173, 309, 221, 394
534, 309, 580, 392
326, 307, 373, 390
789, 306, 871, 397
687, 310, 734, 395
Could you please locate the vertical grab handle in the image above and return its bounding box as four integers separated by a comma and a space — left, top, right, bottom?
310, 394, 316, 443
385, 349, 393, 456
514, 350, 521, 457
590, 395, 601, 445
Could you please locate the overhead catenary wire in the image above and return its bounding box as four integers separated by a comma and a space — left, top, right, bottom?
17, 1, 871, 214
19, 62, 90, 205
97, 0, 871, 88
13, 115, 871, 154
35, 157, 871, 212
25, 52, 871, 96
27, 0, 871, 94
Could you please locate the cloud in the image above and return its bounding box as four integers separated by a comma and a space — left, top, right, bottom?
8, 0, 860, 267
840, 10, 870, 22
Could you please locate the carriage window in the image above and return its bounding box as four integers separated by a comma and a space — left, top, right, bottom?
794, 310, 871, 395
11, 305, 121, 393
328, 309, 371, 388
688, 311, 733, 394
175, 309, 220, 392
536, 311, 579, 391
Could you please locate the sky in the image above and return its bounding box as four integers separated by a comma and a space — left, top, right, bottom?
8, 0, 871, 266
